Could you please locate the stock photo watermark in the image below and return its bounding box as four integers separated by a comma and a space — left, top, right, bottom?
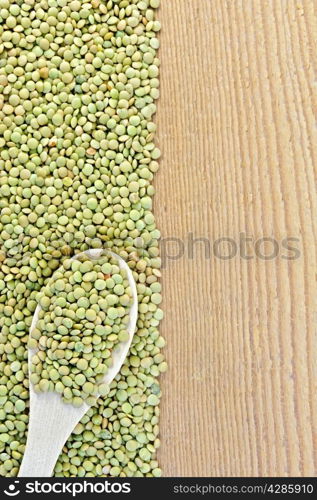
0, 231, 301, 269
159, 232, 301, 268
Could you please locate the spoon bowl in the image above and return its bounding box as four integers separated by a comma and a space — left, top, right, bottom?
18, 249, 138, 477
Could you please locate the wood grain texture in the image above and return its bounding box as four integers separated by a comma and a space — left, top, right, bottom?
155, 0, 317, 477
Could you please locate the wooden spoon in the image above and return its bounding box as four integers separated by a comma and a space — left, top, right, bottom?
18, 249, 138, 477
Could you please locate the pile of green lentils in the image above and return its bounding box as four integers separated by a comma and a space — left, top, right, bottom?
0, 0, 165, 477
29, 253, 133, 407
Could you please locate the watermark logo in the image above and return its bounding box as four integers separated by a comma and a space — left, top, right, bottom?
1, 480, 131, 498
0, 231, 301, 270
160, 232, 301, 268
4, 481, 20, 497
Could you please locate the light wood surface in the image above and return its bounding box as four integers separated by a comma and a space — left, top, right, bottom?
156, 0, 317, 477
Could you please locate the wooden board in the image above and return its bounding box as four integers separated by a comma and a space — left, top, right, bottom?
155, 0, 317, 477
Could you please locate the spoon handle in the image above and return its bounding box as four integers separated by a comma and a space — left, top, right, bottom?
19, 392, 88, 477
